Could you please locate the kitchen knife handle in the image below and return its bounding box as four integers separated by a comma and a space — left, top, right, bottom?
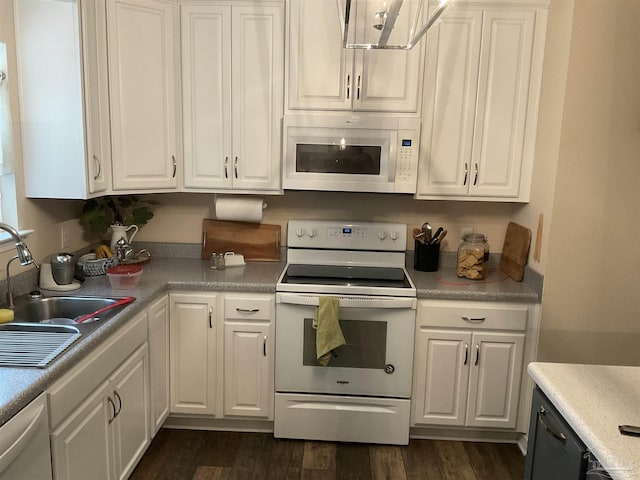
619, 425, 640, 437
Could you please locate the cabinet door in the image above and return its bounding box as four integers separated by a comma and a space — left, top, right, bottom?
147, 295, 170, 436
81, 0, 111, 195
287, 0, 353, 110
14, 0, 110, 199
170, 293, 218, 415
107, 0, 178, 190
417, 7, 483, 197
354, 0, 424, 112
412, 329, 471, 426
466, 332, 525, 428
469, 9, 536, 198
110, 344, 150, 480
223, 322, 272, 418
51, 381, 114, 480
181, 4, 232, 190
230, 4, 283, 191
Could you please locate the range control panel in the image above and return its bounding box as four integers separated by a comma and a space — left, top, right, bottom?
287, 220, 407, 251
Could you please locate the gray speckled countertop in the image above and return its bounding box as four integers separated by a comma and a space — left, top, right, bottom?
0, 253, 541, 427
528, 362, 640, 480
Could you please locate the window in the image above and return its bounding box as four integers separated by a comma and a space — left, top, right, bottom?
0, 42, 19, 228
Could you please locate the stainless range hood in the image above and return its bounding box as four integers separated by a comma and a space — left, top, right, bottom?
337, 0, 451, 50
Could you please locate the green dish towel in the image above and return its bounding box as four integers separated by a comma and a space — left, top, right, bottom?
313, 297, 345, 366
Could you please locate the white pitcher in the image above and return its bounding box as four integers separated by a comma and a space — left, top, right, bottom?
109, 224, 138, 251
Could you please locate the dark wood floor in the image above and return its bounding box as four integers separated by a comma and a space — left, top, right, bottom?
131, 429, 525, 480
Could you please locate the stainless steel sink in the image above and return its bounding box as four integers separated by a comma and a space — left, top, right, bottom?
11, 295, 126, 325
0, 296, 135, 368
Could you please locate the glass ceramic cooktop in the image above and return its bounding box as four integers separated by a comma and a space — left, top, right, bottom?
281, 264, 412, 289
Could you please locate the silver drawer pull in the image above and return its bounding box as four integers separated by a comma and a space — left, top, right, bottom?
462, 316, 486, 322
538, 406, 567, 443
236, 308, 259, 313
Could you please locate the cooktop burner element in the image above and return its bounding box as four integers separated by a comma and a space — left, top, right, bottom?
277, 220, 416, 297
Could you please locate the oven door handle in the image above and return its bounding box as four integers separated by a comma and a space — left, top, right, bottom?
276, 293, 416, 309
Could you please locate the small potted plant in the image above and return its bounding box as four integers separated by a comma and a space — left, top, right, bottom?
80, 195, 156, 240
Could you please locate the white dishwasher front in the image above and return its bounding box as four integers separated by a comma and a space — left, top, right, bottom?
0, 392, 52, 480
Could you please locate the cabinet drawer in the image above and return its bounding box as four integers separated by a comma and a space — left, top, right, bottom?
418, 301, 528, 331
224, 295, 273, 322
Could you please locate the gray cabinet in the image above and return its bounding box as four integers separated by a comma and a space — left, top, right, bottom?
524, 387, 587, 480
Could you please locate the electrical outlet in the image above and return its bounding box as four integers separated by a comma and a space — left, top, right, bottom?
460, 226, 473, 236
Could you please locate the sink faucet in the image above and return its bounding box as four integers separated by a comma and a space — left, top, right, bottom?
1, 222, 39, 308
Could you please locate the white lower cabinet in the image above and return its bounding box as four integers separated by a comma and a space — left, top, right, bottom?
147, 295, 170, 436
169, 293, 218, 415
169, 292, 275, 419
412, 300, 527, 430
223, 294, 274, 419
51, 343, 150, 480
48, 311, 151, 480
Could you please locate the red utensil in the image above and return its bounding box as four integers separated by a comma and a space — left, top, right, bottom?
75, 296, 136, 324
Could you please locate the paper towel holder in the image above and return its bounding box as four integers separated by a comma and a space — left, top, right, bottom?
214, 194, 267, 223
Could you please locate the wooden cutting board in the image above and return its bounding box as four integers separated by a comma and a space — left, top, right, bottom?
201, 219, 281, 261
499, 222, 532, 282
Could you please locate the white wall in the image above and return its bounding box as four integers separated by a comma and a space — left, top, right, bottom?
537, 0, 640, 365
511, 0, 573, 275
137, 191, 518, 253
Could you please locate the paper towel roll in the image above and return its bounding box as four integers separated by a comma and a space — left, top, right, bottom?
215, 196, 266, 223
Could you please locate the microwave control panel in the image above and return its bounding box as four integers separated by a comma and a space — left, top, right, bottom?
394, 130, 419, 193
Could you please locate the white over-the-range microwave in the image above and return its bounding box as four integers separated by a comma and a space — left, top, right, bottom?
282, 115, 420, 193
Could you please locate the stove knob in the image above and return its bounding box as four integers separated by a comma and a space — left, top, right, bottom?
295, 228, 305, 237
390, 231, 399, 241
378, 231, 387, 240
307, 228, 317, 238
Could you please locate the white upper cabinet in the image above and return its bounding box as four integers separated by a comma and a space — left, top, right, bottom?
107, 0, 179, 191
287, 0, 424, 112
416, 1, 548, 202
14, 0, 112, 199
181, 2, 284, 192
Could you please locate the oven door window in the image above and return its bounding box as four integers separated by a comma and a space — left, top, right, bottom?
296, 144, 381, 175
302, 318, 387, 369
